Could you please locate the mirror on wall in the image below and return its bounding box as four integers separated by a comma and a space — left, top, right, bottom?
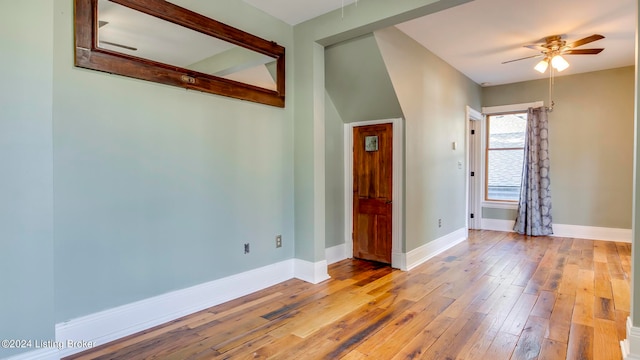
75, 0, 285, 107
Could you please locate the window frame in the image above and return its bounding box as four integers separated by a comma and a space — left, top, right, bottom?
480, 101, 543, 208
484, 112, 526, 203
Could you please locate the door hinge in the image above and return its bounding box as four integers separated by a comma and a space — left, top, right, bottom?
470, 171, 475, 177
470, 213, 475, 219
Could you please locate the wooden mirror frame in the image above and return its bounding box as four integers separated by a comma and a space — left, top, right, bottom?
74, 0, 285, 107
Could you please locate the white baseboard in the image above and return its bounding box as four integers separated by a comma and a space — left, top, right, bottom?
552, 224, 631, 243
55, 260, 295, 358
293, 258, 331, 284
392, 251, 407, 271
622, 317, 640, 359
481, 218, 515, 232
480, 218, 631, 243
405, 227, 468, 271
3, 348, 58, 360
325, 244, 347, 265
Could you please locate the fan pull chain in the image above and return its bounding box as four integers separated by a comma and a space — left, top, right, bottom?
548, 65, 555, 112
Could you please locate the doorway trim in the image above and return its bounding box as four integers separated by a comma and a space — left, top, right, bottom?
344, 118, 404, 270
466, 106, 483, 230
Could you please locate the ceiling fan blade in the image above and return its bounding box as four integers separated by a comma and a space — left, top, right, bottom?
502, 54, 545, 64
563, 48, 604, 55
100, 40, 138, 51
566, 34, 604, 49
523, 44, 547, 52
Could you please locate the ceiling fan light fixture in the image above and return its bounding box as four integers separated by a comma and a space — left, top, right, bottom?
534, 58, 549, 73
551, 55, 569, 72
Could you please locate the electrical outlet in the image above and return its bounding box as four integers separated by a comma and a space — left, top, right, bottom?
275, 235, 282, 248
244, 243, 250, 254
438, 219, 442, 228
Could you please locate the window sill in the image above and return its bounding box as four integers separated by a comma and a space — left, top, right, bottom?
482, 201, 518, 210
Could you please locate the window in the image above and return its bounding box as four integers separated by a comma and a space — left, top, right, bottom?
485, 112, 526, 202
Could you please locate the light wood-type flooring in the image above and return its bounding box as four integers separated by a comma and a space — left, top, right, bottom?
65, 230, 631, 359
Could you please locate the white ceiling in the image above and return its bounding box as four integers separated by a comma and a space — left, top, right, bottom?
242, 0, 358, 25
243, 0, 636, 86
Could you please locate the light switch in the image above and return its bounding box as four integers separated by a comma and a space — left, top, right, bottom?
452, 141, 457, 150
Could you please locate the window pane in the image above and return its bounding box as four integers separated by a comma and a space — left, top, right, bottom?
488, 113, 526, 149
487, 149, 523, 201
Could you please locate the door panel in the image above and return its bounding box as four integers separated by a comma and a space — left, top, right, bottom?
353, 123, 392, 264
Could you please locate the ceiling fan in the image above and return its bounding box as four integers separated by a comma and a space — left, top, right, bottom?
98, 20, 138, 52
502, 34, 604, 73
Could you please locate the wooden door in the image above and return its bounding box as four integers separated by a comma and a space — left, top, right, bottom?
353, 123, 392, 264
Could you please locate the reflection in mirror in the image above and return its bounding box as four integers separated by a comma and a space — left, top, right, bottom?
97, 0, 277, 90
74, 0, 285, 107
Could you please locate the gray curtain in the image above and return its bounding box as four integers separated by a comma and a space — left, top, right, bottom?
513, 107, 553, 236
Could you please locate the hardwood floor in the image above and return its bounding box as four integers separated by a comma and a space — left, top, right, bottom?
65, 230, 631, 360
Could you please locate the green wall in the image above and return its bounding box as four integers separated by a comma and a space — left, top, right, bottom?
483, 67, 635, 229
482, 207, 517, 221
632, 2, 640, 326
325, 93, 345, 248
0, 1, 296, 354
375, 27, 482, 252
0, 2, 55, 358
52, 0, 294, 322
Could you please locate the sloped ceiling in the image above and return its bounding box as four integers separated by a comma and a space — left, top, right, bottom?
325, 34, 403, 124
